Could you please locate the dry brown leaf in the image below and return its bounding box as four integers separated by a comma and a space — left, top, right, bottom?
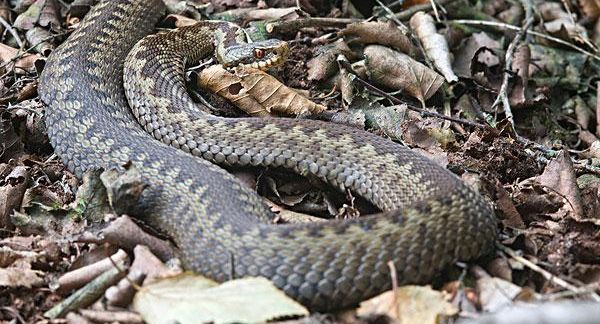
513, 150, 586, 222
198, 65, 325, 116
577, 174, 600, 218
498, 4, 524, 25
341, 21, 415, 55
13, 0, 61, 31
574, 96, 593, 129
364, 45, 443, 105
0, 246, 39, 268
536, 150, 584, 219
409, 11, 458, 83
0, 113, 25, 162
494, 180, 525, 229
0, 43, 40, 74
26, 27, 54, 55
265, 199, 327, 224
486, 257, 513, 282
0, 267, 43, 288
164, 14, 199, 28
578, 0, 600, 18
77, 215, 175, 262
307, 39, 354, 81
357, 285, 457, 324
509, 44, 530, 107
131, 245, 180, 284
539, 2, 590, 44
538, 2, 573, 20
67, 0, 96, 19
0, 166, 29, 229
198, 65, 269, 117
477, 276, 524, 312
453, 32, 500, 77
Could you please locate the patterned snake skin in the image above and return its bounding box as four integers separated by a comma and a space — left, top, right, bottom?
38, 0, 497, 310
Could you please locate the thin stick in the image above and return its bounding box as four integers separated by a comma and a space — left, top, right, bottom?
491, 0, 534, 132
265, 17, 361, 35
0, 16, 23, 49
595, 81, 600, 138
450, 19, 600, 61
374, 0, 410, 34
394, 0, 457, 20
429, 0, 441, 21
498, 244, 600, 302
517, 135, 600, 175
0, 32, 66, 71
352, 75, 489, 129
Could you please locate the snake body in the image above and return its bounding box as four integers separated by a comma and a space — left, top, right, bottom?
39, 0, 496, 310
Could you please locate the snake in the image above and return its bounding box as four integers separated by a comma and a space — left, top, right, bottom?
38, 0, 497, 311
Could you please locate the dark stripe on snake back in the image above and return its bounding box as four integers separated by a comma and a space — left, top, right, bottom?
38, 0, 497, 311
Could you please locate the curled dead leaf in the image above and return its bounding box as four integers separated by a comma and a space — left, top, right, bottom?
579, 0, 600, 18
0, 267, 43, 288
477, 276, 524, 312
13, 0, 62, 32
0, 43, 40, 74
307, 39, 354, 81
0, 165, 29, 229
409, 11, 458, 83
539, 2, 591, 45
341, 21, 415, 55
357, 285, 457, 324
198, 65, 325, 116
364, 45, 444, 105
453, 32, 500, 77
164, 14, 199, 28
535, 150, 584, 219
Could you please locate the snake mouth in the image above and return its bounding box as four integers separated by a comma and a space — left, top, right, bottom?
236, 42, 289, 71
238, 55, 283, 70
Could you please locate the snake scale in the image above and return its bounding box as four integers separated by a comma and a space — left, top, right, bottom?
38, 0, 497, 310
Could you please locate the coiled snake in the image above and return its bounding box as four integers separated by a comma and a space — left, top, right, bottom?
38, 0, 497, 310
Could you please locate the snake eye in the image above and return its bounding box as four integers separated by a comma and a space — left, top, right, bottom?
254, 49, 265, 59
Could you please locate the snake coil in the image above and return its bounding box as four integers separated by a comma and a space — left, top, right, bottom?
39, 0, 496, 310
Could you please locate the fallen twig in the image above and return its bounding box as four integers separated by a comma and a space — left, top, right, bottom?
0, 32, 66, 71
76, 215, 175, 262
56, 249, 129, 293
596, 81, 600, 138
490, 0, 534, 133
351, 73, 489, 129
498, 244, 600, 302
44, 261, 129, 319
463, 301, 600, 324
0, 16, 23, 49
450, 19, 600, 62
79, 309, 143, 324
393, 0, 457, 20
265, 17, 360, 35
518, 136, 600, 175
105, 269, 145, 307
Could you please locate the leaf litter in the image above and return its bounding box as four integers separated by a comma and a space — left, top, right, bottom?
1, 0, 600, 323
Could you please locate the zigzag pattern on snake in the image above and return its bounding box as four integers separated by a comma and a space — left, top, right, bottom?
38, 0, 497, 310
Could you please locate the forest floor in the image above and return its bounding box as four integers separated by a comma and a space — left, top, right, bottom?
1, 0, 600, 323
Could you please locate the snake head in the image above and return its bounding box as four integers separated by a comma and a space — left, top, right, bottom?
220, 39, 289, 70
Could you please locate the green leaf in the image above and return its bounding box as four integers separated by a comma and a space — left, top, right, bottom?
133, 274, 308, 324
69, 169, 110, 222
